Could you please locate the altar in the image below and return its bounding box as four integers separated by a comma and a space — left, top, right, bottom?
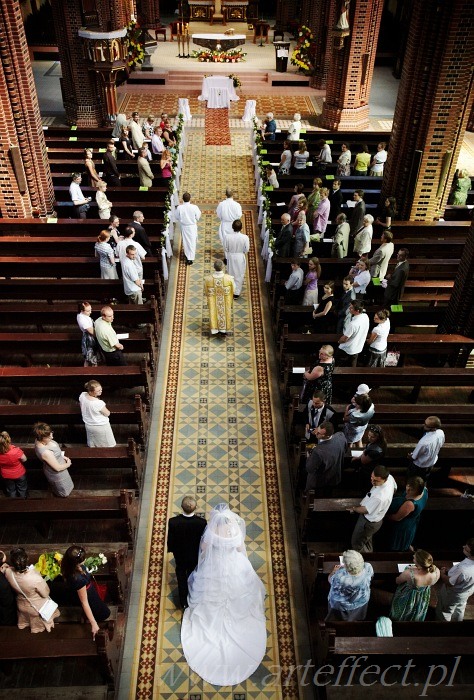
197, 75, 239, 108
187, 1, 249, 22
191, 33, 246, 52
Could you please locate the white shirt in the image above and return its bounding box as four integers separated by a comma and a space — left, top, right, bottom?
69, 181, 85, 205
370, 319, 390, 351
360, 474, 397, 522
319, 144, 332, 164
216, 198, 242, 225
77, 313, 93, 333
175, 202, 202, 227
411, 429, 445, 469
340, 313, 370, 355
287, 120, 301, 141
79, 392, 109, 426
122, 256, 142, 295
447, 558, 474, 595
371, 149, 387, 173
285, 268, 304, 290
116, 239, 147, 265
280, 149, 292, 171
353, 224, 373, 255
151, 133, 164, 155
353, 269, 371, 294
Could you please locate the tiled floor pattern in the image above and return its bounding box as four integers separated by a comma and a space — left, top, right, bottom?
132, 140, 299, 698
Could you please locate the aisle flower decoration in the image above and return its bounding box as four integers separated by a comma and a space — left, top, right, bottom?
228, 74, 242, 89
126, 19, 145, 70
290, 25, 317, 75
191, 48, 246, 63
253, 118, 274, 239
35, 551, 63, 581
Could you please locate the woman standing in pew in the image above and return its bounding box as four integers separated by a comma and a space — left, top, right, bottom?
306, 178, 322, 226
83, 148, 100, 188
61, 545, 110, 640
300, 344, 335, 406
95, 231, 118, 280
3, 547, 60, 633
343, 393, 375, 449
366, 308, 391, 367
384, 476, 428, 551
326, 550, 374, 621
302, 257, 321, 305
312, 282, 335, 331
95, 181, 113, 220
278, 139, 293, 176
79, 380, 116, 448
351, 423, 387, 493
119, 126, 135, 159
336, 143, 352, 177
33, 423, 74, 498
293, 140, 310, 171
288, 183, 305, 220
0, 431, 28, 498
77, 302, 101, 367
390, 549, 439, 622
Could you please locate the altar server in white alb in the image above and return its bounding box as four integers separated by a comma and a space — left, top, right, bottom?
216, 188, 242, 246
175, 192, 202, 265
223, 219, 250, 299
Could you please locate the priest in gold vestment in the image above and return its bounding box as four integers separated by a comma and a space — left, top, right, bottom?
204, 259, 235, 336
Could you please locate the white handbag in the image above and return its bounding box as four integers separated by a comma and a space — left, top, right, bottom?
12, 572, 58, 622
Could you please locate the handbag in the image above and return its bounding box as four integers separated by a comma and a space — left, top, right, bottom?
385, 350, 400, 367
12, 572, 59, 622
87, 577, 107, 602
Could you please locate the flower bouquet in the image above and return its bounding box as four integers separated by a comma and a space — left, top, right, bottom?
35, 551, 63, 581
191, 48, 246, 63
290, 25, 317, 75
84, 552, 108, 574
228, 73, 242, 89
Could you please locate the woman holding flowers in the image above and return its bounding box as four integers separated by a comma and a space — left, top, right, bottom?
61, 545, 110, 639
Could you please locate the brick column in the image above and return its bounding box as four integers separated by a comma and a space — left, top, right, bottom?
303, 0, 338, 90
320, 0, 384, 130
0, 0, 54, 217
381, 0, 474, 221
438, 220, 474, 351
50, 0, 131, 126
138, 0, 161, 26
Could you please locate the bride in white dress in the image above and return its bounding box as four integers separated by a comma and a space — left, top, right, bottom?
181, 503, 267, 686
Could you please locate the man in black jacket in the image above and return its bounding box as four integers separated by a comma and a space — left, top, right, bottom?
167, 496, 207, 609
128, 210, 153, 256
383, 248, 410, 306
329, 179, 343, 221
274, 213, 293, 257
102, 140, 121, 187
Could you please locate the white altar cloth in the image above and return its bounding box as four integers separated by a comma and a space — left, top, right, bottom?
198, 75, 239, 108
192, 33, 246, 51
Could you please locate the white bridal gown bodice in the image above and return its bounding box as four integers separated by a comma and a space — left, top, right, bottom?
181, 529, 267, 686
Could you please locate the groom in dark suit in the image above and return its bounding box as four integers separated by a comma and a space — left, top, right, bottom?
167, 496, 207, 609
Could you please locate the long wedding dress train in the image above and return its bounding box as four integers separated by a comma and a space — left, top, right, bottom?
181, 506, 267, 686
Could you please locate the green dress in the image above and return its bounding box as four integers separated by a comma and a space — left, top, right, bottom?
306, 190, 321, 230
390, 568, 431, 621
450, 176, 471, 205
386, 488, 428, 551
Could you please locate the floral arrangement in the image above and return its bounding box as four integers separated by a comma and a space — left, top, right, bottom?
191, 48, 246, 63
162, 114, 184, 239
35, 551, 63, 581
228, 73, 241, 89
126, 20, 145, 70
84, 552, 108, 573
290, 25, 317, 75
253, 118, 274, 237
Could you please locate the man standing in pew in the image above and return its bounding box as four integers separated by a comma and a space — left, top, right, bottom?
349, 465, 397, 552
407, 415, 445, 481
304, 390, 339, 443
437, 538, 474, 622
122, 246, 144, 305
128, 211, 152, 256
102, 140, 121, 187
336, 300, 369, 366
383, 248, 410, 306
274, 213, 293, 257
167, 496, 207, 610
94, 306, 127, 366
305, 421, 346, 496
69, 173, 91, 219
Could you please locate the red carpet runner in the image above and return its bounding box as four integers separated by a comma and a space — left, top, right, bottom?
205, 107, 231, 145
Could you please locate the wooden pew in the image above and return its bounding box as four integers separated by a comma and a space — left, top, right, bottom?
0, 276, 162, 303
0, 617, 124, 690
0, 490, 138, 543
0, 362, 152, 403
54, 185, 170, 204
0, 299, 161, 333
0, 256, 163, 279
0, 218, 165, 237
19, 439, 144, 487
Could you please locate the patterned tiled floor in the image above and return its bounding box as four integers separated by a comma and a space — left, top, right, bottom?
129, 130, 301, 699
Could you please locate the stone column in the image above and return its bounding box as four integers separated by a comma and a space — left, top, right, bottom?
381, 0, 474, 221
0, 0, 54, 217
320, 0, 384, 130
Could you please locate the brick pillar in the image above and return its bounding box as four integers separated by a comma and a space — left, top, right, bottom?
381, 0, 474, 221
138, 0, 161, 26
0, 0, 54, 217
50, 0, 132, 126
438, 220, 474, 350
320, 0, 384, 130
303, 0, 338, 90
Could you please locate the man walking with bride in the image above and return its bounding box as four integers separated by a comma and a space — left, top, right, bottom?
180, 503, 267, 686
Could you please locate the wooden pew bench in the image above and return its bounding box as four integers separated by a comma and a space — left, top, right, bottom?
0, 236, 164, 257
0, 256, 163, 279
54, 200, 166, 219
19, 438, 144, 487
0, 277, 162, 303
0, 218, 165, 237
0, 617, 124, 690
0, 300, 161, 334
54, 185, 169, 204
0, 490, 138, 543
0, 400, 147, 442
0, 362, 152, 404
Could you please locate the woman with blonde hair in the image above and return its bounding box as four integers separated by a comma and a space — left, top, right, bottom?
160, 148, 172, 179
293, 140, 310, 170
301, 344, 335, 405
94, 230, 118, 280
302, 257, 321, 305
79, 380, 116, 448
326, 550, 373, 621
95, 180, 113, 220
287, 112, 301, 142
390, 549, 439, 621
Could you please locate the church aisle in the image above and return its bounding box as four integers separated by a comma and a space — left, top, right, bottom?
124, 131, 309, 699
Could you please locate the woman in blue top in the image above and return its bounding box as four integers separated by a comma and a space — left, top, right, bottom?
61, 545, 110, 639
385, 476, 428, 551
326, 550, 373, 621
